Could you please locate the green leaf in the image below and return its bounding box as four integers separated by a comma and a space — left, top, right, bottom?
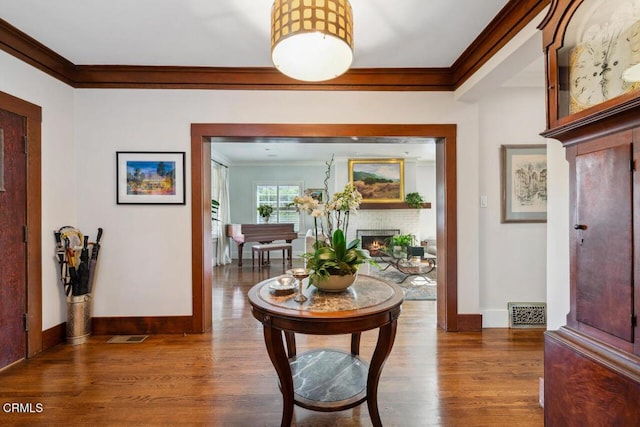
346, 238, 360, 250
332, 229, 347, 260
315, 247, 337, 261
343, 249, 357, 263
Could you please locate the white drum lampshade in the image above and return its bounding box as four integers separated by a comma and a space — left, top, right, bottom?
271, 0, 354, 82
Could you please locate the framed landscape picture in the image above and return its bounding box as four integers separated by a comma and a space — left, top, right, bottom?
501, 145, 547, 223
116, 151, 186, 204
305, 188, 326, 203
348, 158, 404, 203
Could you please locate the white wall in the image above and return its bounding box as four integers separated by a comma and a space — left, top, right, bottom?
416, 161, 437, 241
476, 87, 548, 326
456, 4, 570, 328
0, 51, 76, 329
228, 161, 329, 226
546, 140, 570, 329
226, 161, 330, 257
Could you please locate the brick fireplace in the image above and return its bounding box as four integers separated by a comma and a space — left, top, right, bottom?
356, 229, 400, 256
347, 209, 429, 248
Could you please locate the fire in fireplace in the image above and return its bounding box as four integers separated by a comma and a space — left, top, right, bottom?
356, 229, 400, 256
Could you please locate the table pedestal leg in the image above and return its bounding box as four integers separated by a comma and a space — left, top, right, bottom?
351, 332, 361, 355
367, 319, 398, 427
263, 326, 294, 427
284, 331, 296, 357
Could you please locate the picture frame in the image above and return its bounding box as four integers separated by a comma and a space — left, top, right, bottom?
116, 151, 186, 205
501, 145, 547, 223
348, 158, 405, 203
305, 188, 326, 203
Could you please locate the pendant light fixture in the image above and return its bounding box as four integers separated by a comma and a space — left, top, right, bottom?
271, 0, 354, 82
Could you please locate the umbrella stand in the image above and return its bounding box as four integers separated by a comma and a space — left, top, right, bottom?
54, 226, 103, 345
66, 294, 92, 345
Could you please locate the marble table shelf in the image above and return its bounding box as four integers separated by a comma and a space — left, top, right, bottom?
291, 349, 368, 410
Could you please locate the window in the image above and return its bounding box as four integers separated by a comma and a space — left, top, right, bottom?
255, 182, 302, 231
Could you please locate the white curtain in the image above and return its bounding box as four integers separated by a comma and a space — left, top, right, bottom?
212, 161, 231, 265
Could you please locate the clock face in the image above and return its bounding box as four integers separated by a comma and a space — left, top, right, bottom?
563, 0, 640, 115
569, 43, 605, 111
569, 23, 635, 113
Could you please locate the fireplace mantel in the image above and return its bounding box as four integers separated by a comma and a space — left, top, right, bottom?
359, 202, 431, 210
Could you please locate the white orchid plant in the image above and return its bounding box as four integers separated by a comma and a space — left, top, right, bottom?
292, 157, 374, 285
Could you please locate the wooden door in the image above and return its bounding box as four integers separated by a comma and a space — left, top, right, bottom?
575, 143, 634, 342
0, 108, 27, 369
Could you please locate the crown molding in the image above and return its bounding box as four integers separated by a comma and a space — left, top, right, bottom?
452, 0, 550, 85
73, 65, 454, 91
0, 0, 549, 91
0, 17, 75, 86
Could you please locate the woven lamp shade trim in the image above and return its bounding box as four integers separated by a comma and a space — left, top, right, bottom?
271, 0, 353, 48
271, 0, 354, 81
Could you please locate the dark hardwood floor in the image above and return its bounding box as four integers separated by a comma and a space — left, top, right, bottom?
0, 261, 544, 426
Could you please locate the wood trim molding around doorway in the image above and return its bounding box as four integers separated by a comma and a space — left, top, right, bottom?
190, 123, 464, 332
0, 91, 42, 357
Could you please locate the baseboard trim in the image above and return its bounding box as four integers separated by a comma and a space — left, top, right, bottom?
92, 316, 192, 335
39, 316, 193, 353
44, 312, 477, 348
458, 314, 482, 332
42, 323, 66, 351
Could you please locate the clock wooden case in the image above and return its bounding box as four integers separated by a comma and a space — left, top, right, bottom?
540, 0, 640, 425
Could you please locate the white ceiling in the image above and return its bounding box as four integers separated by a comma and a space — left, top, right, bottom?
210, 138, 437, 164
0, 0, 509, 68
0, 0, 538, 164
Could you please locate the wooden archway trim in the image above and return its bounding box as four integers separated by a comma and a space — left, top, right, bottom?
190, 123, 459, 332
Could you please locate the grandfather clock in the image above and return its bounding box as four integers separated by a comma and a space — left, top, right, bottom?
539, 0, 640, 425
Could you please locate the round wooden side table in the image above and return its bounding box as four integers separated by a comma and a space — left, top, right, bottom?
248, 274, 404, 427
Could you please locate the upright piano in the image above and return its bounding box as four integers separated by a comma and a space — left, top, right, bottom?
226, 223, 298, 266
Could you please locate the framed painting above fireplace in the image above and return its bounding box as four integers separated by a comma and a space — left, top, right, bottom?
349, 158, 404, 203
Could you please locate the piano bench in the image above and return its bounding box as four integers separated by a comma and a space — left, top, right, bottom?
252, 243, 293, 269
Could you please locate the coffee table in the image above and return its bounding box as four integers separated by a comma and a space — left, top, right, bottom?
247, 274, 404, 427
374, 251, 436, 283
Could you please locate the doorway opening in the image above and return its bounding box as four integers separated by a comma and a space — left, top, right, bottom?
190, 124, 458, 332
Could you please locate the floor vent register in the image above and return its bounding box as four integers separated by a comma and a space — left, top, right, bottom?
508, 303, 546, 328
107, 335, 149, 344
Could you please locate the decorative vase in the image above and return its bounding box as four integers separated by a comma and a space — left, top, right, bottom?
263, 216, 270, 223
313, 273, 357, 292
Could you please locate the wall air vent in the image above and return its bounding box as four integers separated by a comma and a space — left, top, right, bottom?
508, 302, 546, 328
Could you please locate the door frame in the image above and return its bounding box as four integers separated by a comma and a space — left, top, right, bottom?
190, 123, 458, 332
0, 91, 42, 357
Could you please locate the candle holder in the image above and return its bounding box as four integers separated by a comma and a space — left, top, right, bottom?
287, 268, 310, 303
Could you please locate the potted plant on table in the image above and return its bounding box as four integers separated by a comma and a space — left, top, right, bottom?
386, 233, 416, 257
257, 204, 273, 223
292, 158, 374, 292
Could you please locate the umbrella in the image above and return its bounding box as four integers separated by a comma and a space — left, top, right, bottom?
77, 235, 90, 295
55, 226, 84, 296
87, 228, 103, 294
65, 237, 79, 295
53, 230, 70, 295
